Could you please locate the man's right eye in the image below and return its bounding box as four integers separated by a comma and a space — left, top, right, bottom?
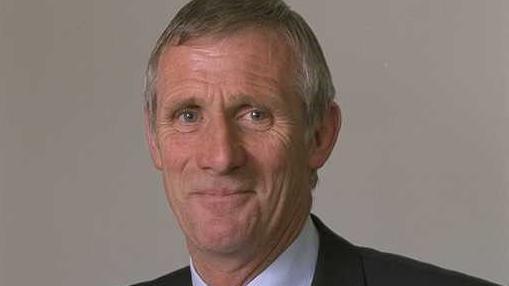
177, 109, 201, 123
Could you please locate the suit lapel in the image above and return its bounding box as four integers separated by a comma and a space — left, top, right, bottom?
311, 215, 366, 286
172, 267, 191, 286
149, 266, 191, 286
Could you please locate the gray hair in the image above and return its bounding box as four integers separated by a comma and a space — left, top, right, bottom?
144, 0, 337, 188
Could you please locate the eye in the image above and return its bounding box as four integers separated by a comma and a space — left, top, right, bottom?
171, 107, 203, 133
177, 108, 201, 123
248, 109, 268, 121
239, 107, 273, 131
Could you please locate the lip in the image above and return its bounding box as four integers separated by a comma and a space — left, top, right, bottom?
192, 189, 254, 197
190, 189, 255, 212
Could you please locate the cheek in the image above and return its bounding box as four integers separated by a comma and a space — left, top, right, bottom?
244, 129, 309, 195
158, 135, 201, 229
158, 129, 199, 167
158, 134, 198, 196
242, 132, 311, 235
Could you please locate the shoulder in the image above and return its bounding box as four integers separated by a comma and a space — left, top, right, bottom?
129, 266, 190, 286
357, 246, 499, 286
310, 215, 500, 286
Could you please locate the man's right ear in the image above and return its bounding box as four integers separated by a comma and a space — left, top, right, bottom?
144, 110, 163, 170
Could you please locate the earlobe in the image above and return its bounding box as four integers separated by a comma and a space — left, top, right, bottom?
308, 102, 341, 169
144, 111, 163, 170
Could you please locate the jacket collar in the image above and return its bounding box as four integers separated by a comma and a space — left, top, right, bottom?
311, 214, 366, 286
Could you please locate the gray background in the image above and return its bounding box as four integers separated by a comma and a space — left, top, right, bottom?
0, 0, 507, 285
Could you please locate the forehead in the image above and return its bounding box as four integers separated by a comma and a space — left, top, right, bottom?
156, 27, 298, 89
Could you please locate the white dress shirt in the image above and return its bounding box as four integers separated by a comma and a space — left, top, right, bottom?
190, 217, 319, 286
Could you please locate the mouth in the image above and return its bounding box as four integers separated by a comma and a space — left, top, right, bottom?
192, 189, 254, 197
190, 188, 255, 211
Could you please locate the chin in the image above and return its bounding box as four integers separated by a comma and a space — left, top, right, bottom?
186, 209, 259, 255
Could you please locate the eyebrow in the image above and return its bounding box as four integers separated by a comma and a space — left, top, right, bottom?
159, 97, 201, 117
228, 92, 285, 109
228, 93, 265, 107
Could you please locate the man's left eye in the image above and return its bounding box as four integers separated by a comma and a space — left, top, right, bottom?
248, 109, 268, 121
239, 108, 273, 131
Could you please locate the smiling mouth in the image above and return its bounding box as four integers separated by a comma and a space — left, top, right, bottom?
190, 189, 255, 207
192, 189, 254, 197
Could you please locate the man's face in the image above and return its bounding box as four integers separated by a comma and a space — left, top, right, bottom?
147, 28, 325, 257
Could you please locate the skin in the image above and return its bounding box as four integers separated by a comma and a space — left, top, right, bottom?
146, 27, 340, 286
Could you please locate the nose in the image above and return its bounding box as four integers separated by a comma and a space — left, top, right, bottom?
197, 116, 247, 175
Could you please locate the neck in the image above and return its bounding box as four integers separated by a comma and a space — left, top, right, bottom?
189, 212, 309, 286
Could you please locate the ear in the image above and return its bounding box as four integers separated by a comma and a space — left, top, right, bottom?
144, 110, 163, 170
308, 102, 341, 169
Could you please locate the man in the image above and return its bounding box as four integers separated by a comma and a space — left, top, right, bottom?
134, 0, 499, 285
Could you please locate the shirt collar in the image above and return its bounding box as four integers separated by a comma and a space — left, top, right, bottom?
190, 216, 319, 286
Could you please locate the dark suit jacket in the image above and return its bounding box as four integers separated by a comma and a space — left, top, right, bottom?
132, 215, 500, 286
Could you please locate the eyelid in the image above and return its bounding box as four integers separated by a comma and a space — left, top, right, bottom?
237, 106, 273, 131
237, 104, 268, 115
172, 105, 200, 119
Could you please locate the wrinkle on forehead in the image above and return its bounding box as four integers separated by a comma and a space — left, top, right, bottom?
177, 26, 286, 61
156, 28, 297, 95
159, 28, 294, 75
